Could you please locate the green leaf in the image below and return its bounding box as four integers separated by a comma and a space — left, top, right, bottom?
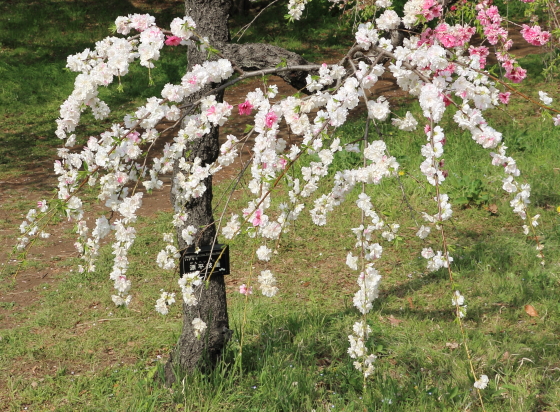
466, 368, 474, 383
276, 58, 288, 69
144, 365, 158, 382
501, 384, 520, 392
206, 45, 220, 58
448, 386, 459, 399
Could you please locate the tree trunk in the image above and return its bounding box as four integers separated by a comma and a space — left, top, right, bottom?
164, 0, 315, 385
164, 0, 233, 384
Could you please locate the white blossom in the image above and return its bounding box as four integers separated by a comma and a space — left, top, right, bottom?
256, 245, 273, 261
474, 375, 489, 390
258, 270, 278, 297
192, 317, 207, 338
539, 91, 552, 105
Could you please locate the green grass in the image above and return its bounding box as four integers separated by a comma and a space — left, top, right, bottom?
229, 0, 353, 61
2, 0, 560, 411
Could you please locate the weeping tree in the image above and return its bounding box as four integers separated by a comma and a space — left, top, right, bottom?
10, 0, 557, 403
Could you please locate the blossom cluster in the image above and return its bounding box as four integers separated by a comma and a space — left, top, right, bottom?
521, 24, 551, 47
19, 13, 205, 317
345, 193, 387, 378
348, 321, 377, 378
51, 15, 234, 306
178, 271, 203, 306
155, 290, 176, 315
257, 270, 279, 297
491, 143, 544, 263
287, 0, 310, 20
451, 290, 467, 319
109, 193, 143, 306
490, 144, 542, 264
17, 200, 50, 252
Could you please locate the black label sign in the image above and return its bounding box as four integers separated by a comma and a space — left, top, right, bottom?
180, 244, 230, 278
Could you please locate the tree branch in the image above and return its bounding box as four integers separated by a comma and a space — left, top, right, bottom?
220, 42, 316, 91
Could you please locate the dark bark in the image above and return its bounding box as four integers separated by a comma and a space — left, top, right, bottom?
165, 0, 317, 385
164, 0, 232, 384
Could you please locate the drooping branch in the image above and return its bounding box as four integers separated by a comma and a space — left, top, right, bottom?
221, 42, 316, 91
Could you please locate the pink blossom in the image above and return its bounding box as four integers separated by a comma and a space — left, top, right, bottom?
498, 92, 511, 104
239, 284, 253, 295
435, 24, 457, 48
485, 6, 501, 24
252, 209, 262, 226
455, 26, 475, 45
165, 35, 182, 46
184, 74, 197, 85
483, 24, 508, 45
430, 23, 476, 47
553, 115, 560, 126
521, 25, 550, 46
442, 94, 452, 107
433, 24, 475, 49
127, 131, 141, 143
116, 173, 127, 184
265, 111, 278, 128
502, 59, 514, 72
238, 100, 253, 115
476, 9, 490, 26
495, 52, 508, 62
418, 28, 435, 47
435, 63, 456, 77
422, 0, 442, 21
505, 66, 527, 83
477, 5, 501, 25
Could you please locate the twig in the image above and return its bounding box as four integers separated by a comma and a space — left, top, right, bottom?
232, 0, 281, 42
75, 318, 130, 326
